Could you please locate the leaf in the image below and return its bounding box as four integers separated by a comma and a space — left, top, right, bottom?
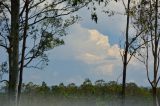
91, 13, 98, 23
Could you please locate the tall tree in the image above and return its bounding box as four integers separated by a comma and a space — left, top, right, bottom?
119, 0, 148, 105
9, 0, 20, 106
0, 0, 93, 105
130, 0, 160, 105
121, 0, 130, 105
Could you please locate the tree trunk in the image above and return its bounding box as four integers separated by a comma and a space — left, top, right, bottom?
122, 62, 127, 106
152, 0, 159, 105
152, 87, 157, 106
9, 0, 20, 106
17, 0, 29, 105
121, 0, 130, 106
17, 67, 23, 106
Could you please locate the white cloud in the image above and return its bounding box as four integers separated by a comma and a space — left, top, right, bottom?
55, 24, 147, 85
89, 30, 110, 48
95, 64, 114, 76
79, 52, 103, 64
24, 23, 149, 86
61, 24, 123, 76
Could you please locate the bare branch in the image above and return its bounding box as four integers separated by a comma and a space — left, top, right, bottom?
19, 1, 27, 17
116, 72, 123, 84
0, 44, 8, 49
25, 65, 42, 69
24, 60, 45, 70
122, 0, 127, 11
120, 49, 124, 62
2, 11, 11, 35
156, 76, 160, 86
146, 44, 153, 87
28, 0, 45, 10
128, 28, 146, 46
133, 55, 144, 63
127, 38, 153, 64
0, 80, 9, 84
0, 32, 8, 48
28, 10, 74, 26
0, 1, 11, 13
156, 48, 160, 73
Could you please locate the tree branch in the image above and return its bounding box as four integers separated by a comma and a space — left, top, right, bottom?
0, 1, 11, 14
0, 44, 8, 49
0, 80, 9, 84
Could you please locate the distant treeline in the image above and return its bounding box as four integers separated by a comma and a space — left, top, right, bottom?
0, 79, 158, 106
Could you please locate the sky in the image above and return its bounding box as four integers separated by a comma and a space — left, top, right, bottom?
0, 0, 155, 87
21, 0, 154, 87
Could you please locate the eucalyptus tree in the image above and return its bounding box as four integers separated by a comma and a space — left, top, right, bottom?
0, 0, 94, 105
121, 1, 130, 105
130, 0, 160, 105
117, 0, 150, 105
119, 0, 142, 105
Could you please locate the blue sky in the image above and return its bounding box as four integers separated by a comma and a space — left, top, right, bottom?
0, 0, 154, 87
21, 1, 152, 87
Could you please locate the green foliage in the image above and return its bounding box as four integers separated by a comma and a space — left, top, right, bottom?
0, 79, 154, 106
91, 13, 98, 23
39, 31, 64, 51
0, 0, 95, 71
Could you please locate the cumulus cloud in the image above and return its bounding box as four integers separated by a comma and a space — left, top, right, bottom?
23, 23, 149, 86
23, 0, 150, 85
60, 24, 124, 76
56, 24, 147, 85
